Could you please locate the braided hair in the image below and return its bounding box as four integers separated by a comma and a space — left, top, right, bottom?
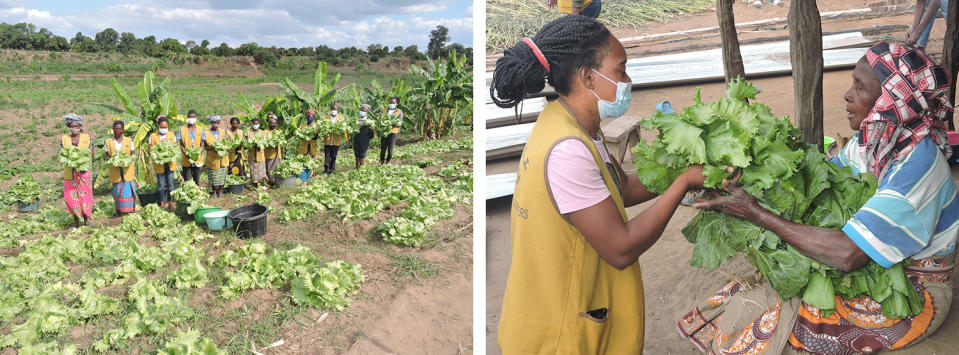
490, 15, 612, 108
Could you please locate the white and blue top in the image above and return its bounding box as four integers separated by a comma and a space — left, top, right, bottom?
830, 135, 959, 267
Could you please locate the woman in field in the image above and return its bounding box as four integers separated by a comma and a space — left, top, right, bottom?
264, 114, 282, 185
489, 15, 704, 353
203, 114, 229, 197
147, 116, 178, 211
298, 109, 320, 177
105, 120, 137, 215
59, 113, 95, 227
380, 97, 403, 164
323, 103, 348, 175
226, 116, 245, 177
353, 104, 374, 169
246, 118, 268, 187
178, 109, 206, 186
679, 42, 959, 354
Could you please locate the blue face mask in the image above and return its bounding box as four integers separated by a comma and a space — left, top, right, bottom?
589, 68, 631, 120
307, 117, 314, 123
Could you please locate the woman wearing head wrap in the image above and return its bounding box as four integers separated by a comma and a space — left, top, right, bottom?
106, 120, 137, 215
246, 118, 268, 186
203, 114, 229, 197
380, 97, 403, 164
298, 109, 320, 177
226, 116, 246, 178
680, 42, 958, 354
353, 104, 374, 169
59, 113, 95, 227
264, 114, 283, 185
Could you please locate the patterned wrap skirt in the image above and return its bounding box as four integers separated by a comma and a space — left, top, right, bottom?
64, 170, 93, 218
208, 167, 227, 187
250, 161, 267, 184
111, 180, 138, 213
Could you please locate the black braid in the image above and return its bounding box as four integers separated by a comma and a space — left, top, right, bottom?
490, 15, 612, 108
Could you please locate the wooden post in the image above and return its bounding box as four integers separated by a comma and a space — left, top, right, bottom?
717, 0, 746, 83
942, 0, 958, 130
789, 0, 824, 149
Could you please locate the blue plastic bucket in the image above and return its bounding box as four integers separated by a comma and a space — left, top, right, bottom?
299, 168, 311, 182
205, 209, 233, 231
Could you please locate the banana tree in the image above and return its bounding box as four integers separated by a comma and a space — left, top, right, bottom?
105, 71, 187, 187
279, 61, 352, 118
404, 50, 473, 140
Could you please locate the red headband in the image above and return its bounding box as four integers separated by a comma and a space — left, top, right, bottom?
522, 37, 550, 73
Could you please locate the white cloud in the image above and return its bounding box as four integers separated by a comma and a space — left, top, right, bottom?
0, 7, 72, 33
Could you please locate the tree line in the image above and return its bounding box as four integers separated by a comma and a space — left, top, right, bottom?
0, 22, 472, 66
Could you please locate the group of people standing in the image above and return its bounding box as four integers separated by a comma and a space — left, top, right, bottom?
56, 98, 405, 226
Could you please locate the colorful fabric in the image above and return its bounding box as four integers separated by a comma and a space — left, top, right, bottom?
250, 161, 267, 183
209, 167, 227, 186
857, 42, 953, 179
832, 136, 959, 267
112, 181, 137, 213
63, 113, 82, 126
265, 157, 280, 183
64, 170, 93, 218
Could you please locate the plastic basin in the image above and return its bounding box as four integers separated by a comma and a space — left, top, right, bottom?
194, 206, 222, 223
205, 210, 233, 231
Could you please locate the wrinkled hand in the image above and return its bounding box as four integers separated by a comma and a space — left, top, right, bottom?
545, 0, 557, 9
691, 181, 762, 221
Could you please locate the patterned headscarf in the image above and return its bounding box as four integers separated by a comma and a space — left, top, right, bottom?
360, 104, 371, 110
858, 42, 953, 179
209, 114, 221, 122
63, 113, 82, 127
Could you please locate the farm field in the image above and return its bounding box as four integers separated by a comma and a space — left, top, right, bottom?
0, 49, 474, 354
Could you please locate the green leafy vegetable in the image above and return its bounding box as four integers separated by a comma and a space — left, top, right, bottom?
151, 140, 182, 165
170, 181, 209, 214
185, 146, 204, 167
107, 150, 136, 168
7, 177, 42, 203
58, 146, 92, 171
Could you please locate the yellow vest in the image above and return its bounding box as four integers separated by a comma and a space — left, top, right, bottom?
227, 129, 244, 162
323, 114, 349, 146
106, 136, 135, 183
179, 125, 206, 167
498, 100, 643, 354
246, 130, 266, 162
298, 123, 318, 156
387, 108, 403, 134
61, 134, 91, 180
559, 0, 594, 13
203, 129, 230, 169
264, 129, 282, 160
149, 132, 178, 174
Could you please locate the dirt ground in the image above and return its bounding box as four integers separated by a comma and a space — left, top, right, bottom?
485, 1, 959, 353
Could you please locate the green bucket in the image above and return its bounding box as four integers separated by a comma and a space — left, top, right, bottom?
194, 206, 222, 224
823, 136, 835, 154
204, 209, 232, 231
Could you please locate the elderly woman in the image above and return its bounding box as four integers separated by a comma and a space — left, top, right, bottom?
105, 120, 137, 215
203, 114, 229, 197
59, 113, 95, 227
264, 114, 282, 184
678, 42, 958, 354
353, 104, 374, 169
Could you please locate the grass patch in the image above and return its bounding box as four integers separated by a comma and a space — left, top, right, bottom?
393, 255, 440, 280
486, 0, 714, 51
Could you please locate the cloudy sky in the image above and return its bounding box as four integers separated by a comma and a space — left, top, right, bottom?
0, 0, 473, 50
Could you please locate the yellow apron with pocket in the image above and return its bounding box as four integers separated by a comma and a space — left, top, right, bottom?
323, 114, 349, 146
179, 126, 206, 167
264, 129, 281, 160
298, 124, 318, 155
203, 130, 230, 169
106, 136, 135, 183
246, 130, 266, 162
149, 132, 178, 174
498, 100, 644, 354
61, 134, 91, 180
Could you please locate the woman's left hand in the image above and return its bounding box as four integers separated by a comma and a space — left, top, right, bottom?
691, 182, 763, 221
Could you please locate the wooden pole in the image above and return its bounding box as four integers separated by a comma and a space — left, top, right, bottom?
717, 0, 746, 83
789, 0, 825, 149
942, 0, 958, 130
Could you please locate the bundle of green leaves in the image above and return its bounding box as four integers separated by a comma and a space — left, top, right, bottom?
150, 140, 181, 165
226, 174, 247, 186
7, 177, 41, 203
156, 329, 224, 355
58, 146, 92, 171
244, 132, 271, 149
170, 181, 209, 214
274, 155, 318, 177
294, 125, 319, 142
106, 150, 136, 168
374, 113, 402, 137
185, 146, 204, 167
208, 138, 236, 157
633, 79, 922, 319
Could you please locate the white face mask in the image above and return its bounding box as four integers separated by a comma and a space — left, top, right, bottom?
187, 117, 197, 125
330, 110, 337, 117
159, 128, 168, 135
252, 124, 260, 130
589, 69, 632, 121
388, 103, 397, 110
359, 111, 367, 117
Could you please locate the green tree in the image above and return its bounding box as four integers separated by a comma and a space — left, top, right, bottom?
118, 32, 137, 53
94, 28, 119, 51
141, 35, 161, 57
427, 25, 449, 59
212, 42, 233, 56
236, 42, 259, 56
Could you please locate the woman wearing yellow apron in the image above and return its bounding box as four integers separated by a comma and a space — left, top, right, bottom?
323, 103, 349, 175
147, 116, 178, 211
264, 114, 283, 185
203, 114, 230, 197
178, 109, 206, 186
105, 120, 137, 216
246, 118, 268, 187
489, 16, 704, 353
227, 116, 246, 177
299, 109, 320, 177
59, 113, 95, 227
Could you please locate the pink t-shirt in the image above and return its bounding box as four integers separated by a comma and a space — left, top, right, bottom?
546, 137, 613, 214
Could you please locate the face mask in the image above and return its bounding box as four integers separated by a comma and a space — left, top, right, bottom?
388, 104, 397, 110
210, 123, 218, 130
359, 111, 367, 117
252, 124, 260, 130
330, 110, 337, 117
589, 69, 631, 120
69, 127, 81, 135
307, 117, 314, 123
269, 124, 277, 130
159, 128, 168, 135
187, 118, 197, 125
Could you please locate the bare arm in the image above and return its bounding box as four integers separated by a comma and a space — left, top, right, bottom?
567, 167, 703, 269
610, 159, 658, 207
909, 0, 940, 44
693, 184, 870, 272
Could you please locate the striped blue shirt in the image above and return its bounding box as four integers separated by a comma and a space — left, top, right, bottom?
830, 136, 959, 267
